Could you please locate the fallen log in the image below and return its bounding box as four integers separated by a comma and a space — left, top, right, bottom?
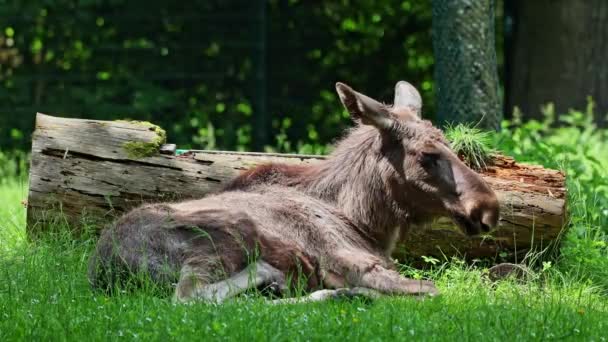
27, 113, 568, 260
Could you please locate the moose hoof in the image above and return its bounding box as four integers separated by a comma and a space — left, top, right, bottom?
405, 279, 440, 297
422, 283, 440, 297
331, 287, 381, 301
260, 281, 288, 297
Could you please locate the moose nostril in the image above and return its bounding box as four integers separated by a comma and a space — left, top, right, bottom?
480, 201, 500, 230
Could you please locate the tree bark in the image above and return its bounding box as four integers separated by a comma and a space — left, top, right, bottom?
506, 0, 608, 124
432, 0, 502, 129
27, 114, 567, 260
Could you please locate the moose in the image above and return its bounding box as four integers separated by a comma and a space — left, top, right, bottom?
88, 81, 499, 303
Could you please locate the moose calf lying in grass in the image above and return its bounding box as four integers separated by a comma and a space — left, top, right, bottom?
89, 81, 499, 303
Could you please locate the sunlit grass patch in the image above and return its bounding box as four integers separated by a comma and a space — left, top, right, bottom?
0, 178, 28, 253
1, 231, 606, 340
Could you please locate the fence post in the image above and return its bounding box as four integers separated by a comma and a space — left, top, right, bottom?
252, 0, 268, 150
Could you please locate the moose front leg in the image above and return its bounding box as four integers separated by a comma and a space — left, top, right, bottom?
356, 265, 438, 296
335, 249, 439, 297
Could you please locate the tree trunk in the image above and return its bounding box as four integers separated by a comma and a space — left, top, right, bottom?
27, 114, 567, 260
506, 0, 608, 124
432, 0, 502, 129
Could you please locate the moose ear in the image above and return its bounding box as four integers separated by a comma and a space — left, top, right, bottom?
335, 82, 394, 130
393, 81, 422, 117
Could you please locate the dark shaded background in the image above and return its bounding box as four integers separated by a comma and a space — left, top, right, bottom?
1, 0, 606, 153
0, 1, 435, 153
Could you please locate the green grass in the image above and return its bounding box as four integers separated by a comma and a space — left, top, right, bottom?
0, 177, 27, 254
445, 123, 494, 170
494, 102, 608, 290
2, 107, 608, 340
1, 181, 607, 340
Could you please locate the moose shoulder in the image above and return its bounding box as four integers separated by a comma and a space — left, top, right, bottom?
89, 81, 499, 303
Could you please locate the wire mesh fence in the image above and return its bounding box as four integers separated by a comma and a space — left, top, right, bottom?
432, 0, 502, 129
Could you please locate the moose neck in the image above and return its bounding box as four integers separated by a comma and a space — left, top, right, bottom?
297, 126, 407, 253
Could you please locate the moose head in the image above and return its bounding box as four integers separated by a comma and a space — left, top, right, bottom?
335, 81, 499, 236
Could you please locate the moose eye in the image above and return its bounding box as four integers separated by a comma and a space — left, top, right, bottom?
420, 152, 440, 168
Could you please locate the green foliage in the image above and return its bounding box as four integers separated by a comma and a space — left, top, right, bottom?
494, 100, 608, 289
445, 123, 494, 170
0, 149, 28, 183
0, 1, 435, 154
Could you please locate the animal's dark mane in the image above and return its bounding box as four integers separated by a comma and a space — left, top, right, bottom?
223, 163, 308, 192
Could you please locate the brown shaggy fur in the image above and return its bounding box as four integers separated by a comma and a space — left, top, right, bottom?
89, 82, 499, 302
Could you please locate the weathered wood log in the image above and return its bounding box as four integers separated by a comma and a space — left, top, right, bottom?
27, 113, 568, 260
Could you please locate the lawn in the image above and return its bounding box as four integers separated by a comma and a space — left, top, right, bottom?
1, 181, 607, 341
1, 110, 608, 341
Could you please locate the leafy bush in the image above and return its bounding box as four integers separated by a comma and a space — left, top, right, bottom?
0, 1, 435, 154
493, 100, 608, 289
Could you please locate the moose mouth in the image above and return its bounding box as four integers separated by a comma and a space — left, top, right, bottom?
451, 213, 491, 236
